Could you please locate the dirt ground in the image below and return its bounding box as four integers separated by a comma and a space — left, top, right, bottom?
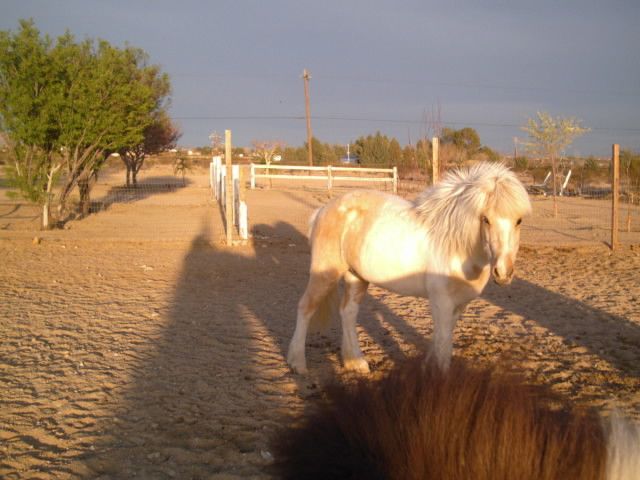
1, 167, 640, 479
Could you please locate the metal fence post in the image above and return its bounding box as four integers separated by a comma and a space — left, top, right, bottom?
225, 130, 233, 246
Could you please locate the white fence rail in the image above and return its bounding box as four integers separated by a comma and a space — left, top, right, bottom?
250, 164, 398, 193
210, 156, 248, 241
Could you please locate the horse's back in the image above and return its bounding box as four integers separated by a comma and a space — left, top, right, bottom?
308, 191, 409, 270
310, 190, 428, 295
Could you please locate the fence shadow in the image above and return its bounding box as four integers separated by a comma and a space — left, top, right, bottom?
81, 217, 639, 477
83, 220, 422, 478
91, 176, 192, 212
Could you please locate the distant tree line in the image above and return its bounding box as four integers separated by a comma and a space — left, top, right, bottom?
0, 19, 179, 228
256, 127, 499, 175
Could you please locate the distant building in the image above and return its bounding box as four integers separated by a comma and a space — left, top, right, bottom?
340, 155, 360, 165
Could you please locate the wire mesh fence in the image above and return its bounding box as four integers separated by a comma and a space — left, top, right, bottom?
0, 164, 224, 242
1, 161, 638, 246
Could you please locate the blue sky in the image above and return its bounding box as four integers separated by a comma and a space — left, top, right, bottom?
2, 0, 639, 156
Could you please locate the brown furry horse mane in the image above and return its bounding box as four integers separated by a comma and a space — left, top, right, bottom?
272, 355, 613, 480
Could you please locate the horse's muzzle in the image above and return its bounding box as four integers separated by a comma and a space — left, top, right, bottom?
492, 266, 514, 285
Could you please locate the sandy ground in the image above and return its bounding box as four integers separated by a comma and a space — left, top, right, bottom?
1, 167, 640, 479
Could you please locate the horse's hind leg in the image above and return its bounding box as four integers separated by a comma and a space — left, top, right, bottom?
287, 271, 340, 374
340, 271, 370, 374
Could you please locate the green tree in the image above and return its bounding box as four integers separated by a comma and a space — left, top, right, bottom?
522, 112, 589, 216
441, 127, 481, 153
53, 38, 160, 217
282, 145, 307, 164
306, 137, 341, 165
620, 149, 640, 231
0, 20, 171, 223
621, 149, 640, 194
478, 145, 500, 162
400, 145, 416, 171
120, 110, 181, 187
0, 20, 62, 228
439, 127, 483, 166
415, 138, 431, 172
388, 138, 402, 165
118, 58, 178, 187
352, 132, 396, 166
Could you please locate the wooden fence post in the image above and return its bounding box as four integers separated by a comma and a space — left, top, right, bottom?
225, 130, 233, 246
611, 143, 620, 251
432, 137, 439, 185
327, 165, 333, 191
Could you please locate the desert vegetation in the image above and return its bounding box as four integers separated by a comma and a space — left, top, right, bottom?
0, 20, 178, 228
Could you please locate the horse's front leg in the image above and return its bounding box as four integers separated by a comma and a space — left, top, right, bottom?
340, 271, 370, 373
429, 292, 468, 371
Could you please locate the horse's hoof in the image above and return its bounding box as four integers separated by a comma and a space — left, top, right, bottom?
287, 358, 308, 375
344, 357, 370, 374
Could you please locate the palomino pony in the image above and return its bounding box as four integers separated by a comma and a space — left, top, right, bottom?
287, 162, 531, 374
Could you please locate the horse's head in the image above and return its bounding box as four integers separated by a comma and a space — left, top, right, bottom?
480, 213, 523, 285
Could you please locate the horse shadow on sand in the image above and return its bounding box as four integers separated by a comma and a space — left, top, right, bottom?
82, 220, 640, 478
82, 220, 426, 478
483, 277, 640, 378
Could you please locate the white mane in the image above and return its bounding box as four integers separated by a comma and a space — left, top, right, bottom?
413, 162, 531, 257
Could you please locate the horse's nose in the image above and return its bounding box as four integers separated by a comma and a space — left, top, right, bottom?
493, 265, 514, 285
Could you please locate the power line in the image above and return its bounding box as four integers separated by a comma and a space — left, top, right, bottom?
172, 114, 640, 133
314, 74, 640, 98
171, 72, 640, 98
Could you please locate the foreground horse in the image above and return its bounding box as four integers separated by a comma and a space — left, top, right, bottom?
272, 356, 640, 480
288, 162, 531, 373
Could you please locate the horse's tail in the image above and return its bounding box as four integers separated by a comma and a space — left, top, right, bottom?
307, 204, 340, 331
606, 413, 640, 480
309, 282, 339, 333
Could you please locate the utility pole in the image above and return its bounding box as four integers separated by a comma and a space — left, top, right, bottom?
303, 69, 313, 166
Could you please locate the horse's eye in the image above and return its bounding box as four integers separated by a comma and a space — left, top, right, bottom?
482, 216, 490, 225
516, 218, 522, 226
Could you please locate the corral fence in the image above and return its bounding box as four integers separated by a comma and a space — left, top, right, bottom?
209, 131, 249, 245
250, 164, 398, 193
397, 141, 639, 248
210, 156, 249, 243
511, 144, 638, 249
2, 138, 636, 247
